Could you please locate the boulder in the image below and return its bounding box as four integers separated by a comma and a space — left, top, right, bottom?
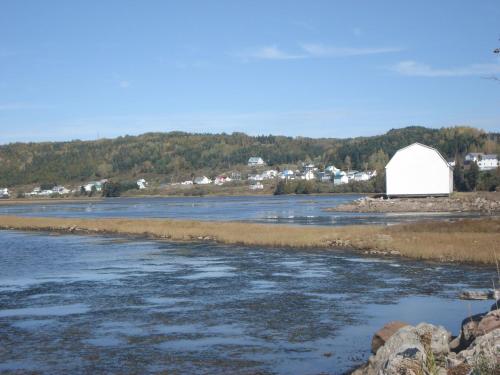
360, 323, 451, 375
371, 321, 408, 354
477, 309, 500, 336
456, 328, 500, 371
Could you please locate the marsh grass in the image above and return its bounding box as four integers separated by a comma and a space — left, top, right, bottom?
0, 215, 498, 264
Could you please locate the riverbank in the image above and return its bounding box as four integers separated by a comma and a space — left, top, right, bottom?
352, 303, 500, 374
327, 192, 500, 214
0, 215, 498, 264
0, 197, 103, 205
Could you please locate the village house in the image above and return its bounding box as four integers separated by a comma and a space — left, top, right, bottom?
464, 153, 482, 163
333, 171, 348, 185
303, 163, 316, 173
353, 171, 371, 182
279, 169, 295, 180
477, 154, 498, 171
249, 182, 264, 190
52, 186, 70, 195
261, 169, 278, 179
193, 176, 212, 185
0, 188, 9, 198
386, 143, 453, 197
302, 170, 315, 181
317, 171, 332, 182
325, 165, 339, 174
248, 174, 264, 182
137, 179, 148, 189
465, 152, 498, 171
214, 175, 232, 185
247, 157, 265, 167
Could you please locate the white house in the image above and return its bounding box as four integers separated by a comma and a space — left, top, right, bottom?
353, 172, 371, 182
137, 179, 148, 189
477, 154, 498, 171
248, 157, 265, 167
465, 153, 482, 163
325, 165, 339, 174
194, 176, 212, 185
52, 186, 70, 195
214, 175, 231, 185
302, 170, 315, 181
333, 171, 348, 185
279, 169, 295, 180
385, 143, 453, 197
249, 182, 264, 190
0, 188, 9, 198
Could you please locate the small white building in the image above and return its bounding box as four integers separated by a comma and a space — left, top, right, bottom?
333, 171, 348, 185
193, 176, 212, 185
0, 188, 9, 198
249, 182, 264, 190
353, 172, 371, 182
302, 170, 316, 181
248, 157, 265, 167
214, 175, 231, 185
52, 186, 70, 195
385, 143, 453, 197
477, 154, 498, 171
325, 165, 339, 174
137, 179, 148, 189
279, 169, 295, 180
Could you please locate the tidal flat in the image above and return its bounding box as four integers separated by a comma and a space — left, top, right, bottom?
0, 230, 495, 374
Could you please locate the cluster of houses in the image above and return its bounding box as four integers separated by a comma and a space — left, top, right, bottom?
181, 157, 377, 190
23, 178, 149, 198
464, 152, 499, 171
25, 186, 72, 197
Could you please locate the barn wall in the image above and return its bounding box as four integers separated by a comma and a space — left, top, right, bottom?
386, 145, 452, 196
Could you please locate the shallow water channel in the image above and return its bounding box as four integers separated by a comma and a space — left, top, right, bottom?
0, 230, 494, 374
0, 195, 483, 226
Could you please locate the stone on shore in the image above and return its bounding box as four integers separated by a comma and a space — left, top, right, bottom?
371, 321, 408, 354
354, 323, 451, 375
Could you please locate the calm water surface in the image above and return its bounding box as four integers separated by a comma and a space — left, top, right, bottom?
0, 230, 494, 374
0, 195, 482, 226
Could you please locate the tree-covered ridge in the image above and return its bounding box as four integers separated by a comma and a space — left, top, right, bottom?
0, 126, 498, 187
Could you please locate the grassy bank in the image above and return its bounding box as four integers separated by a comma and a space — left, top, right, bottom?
0, 216, 498, 264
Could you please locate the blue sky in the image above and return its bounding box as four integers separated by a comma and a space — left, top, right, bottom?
1, 0, 499, 143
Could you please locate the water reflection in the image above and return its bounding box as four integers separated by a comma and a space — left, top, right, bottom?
0, 230, 494, 374
0, 195, 484, 226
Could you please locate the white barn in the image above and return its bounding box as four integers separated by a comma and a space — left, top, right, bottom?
385, 143, 453, 197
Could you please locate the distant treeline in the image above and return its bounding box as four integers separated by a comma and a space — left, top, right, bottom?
0, 126, 498, 188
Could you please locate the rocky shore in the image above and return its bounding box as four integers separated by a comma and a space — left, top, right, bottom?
328, 193, 500, 214
352, 302, 500, 374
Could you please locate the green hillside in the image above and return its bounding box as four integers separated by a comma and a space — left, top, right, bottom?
0, 126, 498, 187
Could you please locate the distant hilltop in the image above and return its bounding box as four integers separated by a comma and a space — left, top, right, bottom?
0, 126, 498, 188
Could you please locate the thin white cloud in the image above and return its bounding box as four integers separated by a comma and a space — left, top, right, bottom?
300, 43, 402, 57
237, 46, 305, 61
236, 43, 401, 61
392, 60, 500, 77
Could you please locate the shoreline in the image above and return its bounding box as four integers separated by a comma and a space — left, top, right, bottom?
326, 192, 500, 214
0, 215, 498, 265
0, 192, 370, 205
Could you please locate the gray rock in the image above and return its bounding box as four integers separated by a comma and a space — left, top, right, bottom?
456, 328, 500, 371
359, 323, 451, 375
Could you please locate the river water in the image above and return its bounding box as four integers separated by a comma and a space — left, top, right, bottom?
0, 230, 494, 374
0, 195, 482, 226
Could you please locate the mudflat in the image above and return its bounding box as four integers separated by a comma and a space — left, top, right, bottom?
0, 215, 498, 265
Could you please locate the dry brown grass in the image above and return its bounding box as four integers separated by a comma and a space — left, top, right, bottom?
0, 215, 498, 265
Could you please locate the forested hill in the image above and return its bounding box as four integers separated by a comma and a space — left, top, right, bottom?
0, 126, 498, 187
